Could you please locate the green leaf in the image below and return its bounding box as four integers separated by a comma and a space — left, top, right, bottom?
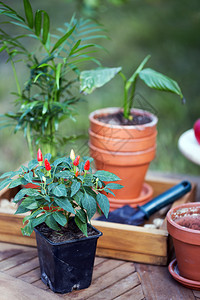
0, 178, 12, 190
24, 172, 33, 182
52, 184, 67, 197
45, 214, 60, 231
55, 170, 73, 179
21, 197, 39, 209
42, 11, 50, 44
15, 205, 30, 215
70, 181, 81, 197
35, 9, 42, 36
0, 171, 18, 179
54, 197, 75, 214
96, 193, 110, 218
94, 170, 121, 182
32, 213, 48, 227
75, 209, 87, 223
42, 101, 48, 114
23, 0, 33, 28
28, 159, 38, 171
105, 183, 124, 190
13, 188, 28, 203
139, 68, 183, 99
82, 192, 97, 220
80, 67, 122, 94
56, 63, 62, 89
75, 215, 88, 237
21, 221, 33, 236
9, 177, 27, 189
50, 25, 76, 54
53, 211, 67, 226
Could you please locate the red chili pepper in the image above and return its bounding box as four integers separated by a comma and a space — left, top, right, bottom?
84, 160, 90, 171
37, 148, 43, 162
73, 155, 80, 166
75, 170, 79, 177
44, 158, 51, 171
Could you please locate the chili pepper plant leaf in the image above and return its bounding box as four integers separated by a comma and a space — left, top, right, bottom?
94, 170, 121, 182
96, 193, 110, 218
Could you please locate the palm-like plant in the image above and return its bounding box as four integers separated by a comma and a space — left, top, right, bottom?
0, 0, 108, 158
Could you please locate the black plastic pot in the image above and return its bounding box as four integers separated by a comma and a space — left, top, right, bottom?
34, 221, 102, 294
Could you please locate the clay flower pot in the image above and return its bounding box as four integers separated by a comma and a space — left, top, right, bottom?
89, 107, 157, 204
167, 202, 200, 282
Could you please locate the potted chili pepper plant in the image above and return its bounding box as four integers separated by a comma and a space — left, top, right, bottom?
80, 56, 184, 208
0, 149, 123, 293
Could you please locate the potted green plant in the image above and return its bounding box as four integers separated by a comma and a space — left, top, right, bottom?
167, 202, 200, 288
80, 55, 184, 207
0, 0, 112, 159
0, 148, 123, 293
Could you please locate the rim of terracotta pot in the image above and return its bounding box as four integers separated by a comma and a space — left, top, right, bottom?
89, 107, 158, 129
167, 202, 200, 245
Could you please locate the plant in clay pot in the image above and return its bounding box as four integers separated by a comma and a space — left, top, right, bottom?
167, 202, 200, 288
80, 55, 184, 207
0, 0, 113, 159
0, 148, 122, 293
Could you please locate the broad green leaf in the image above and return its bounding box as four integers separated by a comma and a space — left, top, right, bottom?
21, 196, 39, 209
42, 101, 48, 115
53, 184, 67, 197
35, 9, 42, 36
42, 11, 49, 44
55, 170, 73, 179
0, 178, 12, 190
80, 67, 121, 94
82, 192, 97, 220
70, 181, 81, 197
13, 188, 28, 203
15, 205, 30, 215
24, 172, 33, 182
44, 153, 52, 161
104, 188, 115, 197
28, 159, 38, 171
23, 210, 42, 224
23, 0, 33, 28
75, 215, 87, 237
53, 211, 67, 226
9, 177, 27, 189
139, 68, 183, 99
75, 209, 87, 223
94, 170, 120, 182
96, 193, 110, 218
21, 220, 33, 236
105, 183, 124, 190
45, 214, 60, 231
50, 25, 76, 53
73, 191, 83, 206
32, 213, 48, 227
0, 171, 18, 179
54, 197, 75, 214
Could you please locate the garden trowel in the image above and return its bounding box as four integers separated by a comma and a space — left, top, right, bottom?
97, 181, 191, 225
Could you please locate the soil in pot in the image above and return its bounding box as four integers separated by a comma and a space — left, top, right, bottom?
97, 111, 152, 126
175, 213, 200, 230
36, 220, 98, 243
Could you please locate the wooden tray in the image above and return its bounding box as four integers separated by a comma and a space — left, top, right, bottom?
0, 176, 196, 265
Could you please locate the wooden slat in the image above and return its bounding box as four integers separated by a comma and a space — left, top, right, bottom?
63, 262, 135, 300
17, 266, 41, 283
0, 272, 61, 300
5, 257, 39, 277
92, 259, 124, 281
92, 220, 168, 256
0, 250, 37, 271
114, 284, 145, 300
135, 263, 196, 300
96, 248, 167, 265
87, 272, 141, 300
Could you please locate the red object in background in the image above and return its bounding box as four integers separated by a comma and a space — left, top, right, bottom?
44, 158, 51, 171
194, 119, 200, 144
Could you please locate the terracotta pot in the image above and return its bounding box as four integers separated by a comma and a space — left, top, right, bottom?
167, 202, 200, 282
89, 107, 157, 201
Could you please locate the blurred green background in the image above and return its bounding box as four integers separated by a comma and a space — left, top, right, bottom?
0, 0, 199, 175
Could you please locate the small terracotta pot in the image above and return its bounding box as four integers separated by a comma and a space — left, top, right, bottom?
89, 107, 157, 201
167, 202, 200, 282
